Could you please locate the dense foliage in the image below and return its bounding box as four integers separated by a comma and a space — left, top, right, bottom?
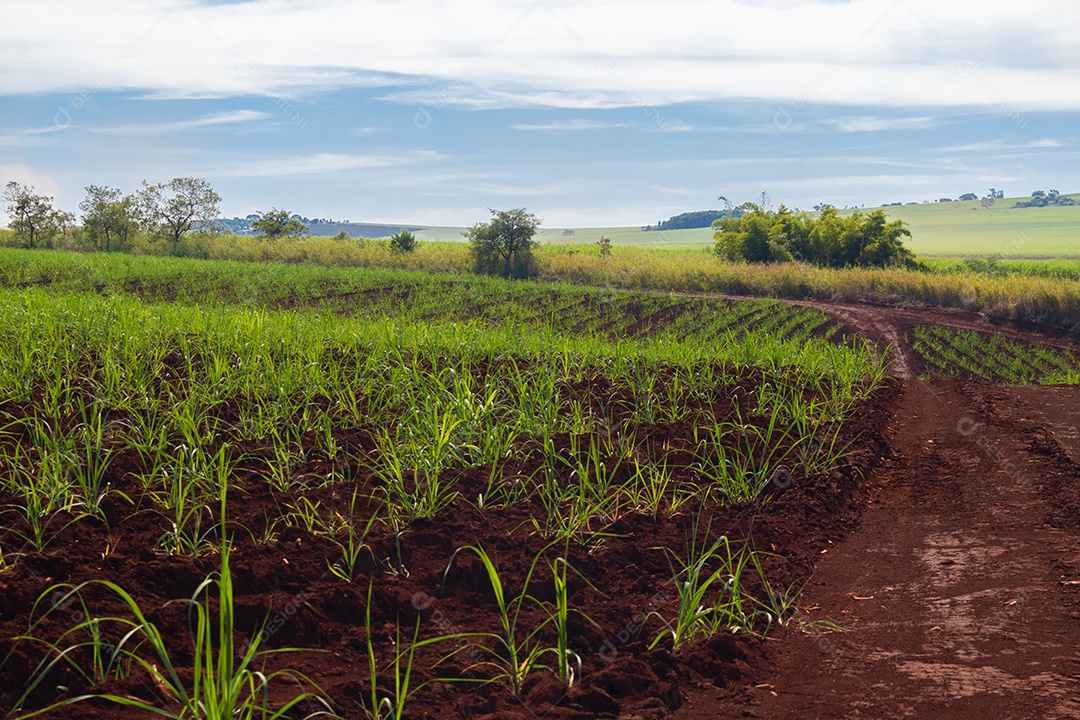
1014, 190, 1077, 208
713, 203, 919, 269
79, 185, 138, 252
389, 229, 418, 253
137, 177, 221, 253
251, 208, 308, 239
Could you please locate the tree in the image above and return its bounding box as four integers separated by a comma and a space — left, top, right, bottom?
714, 200, 917, 269
389, 230, 417, 253
251, 208, 307, 240
1014, 189, 1076, 208
137, 177, 221, 253
3, 181, 70, 249
79, 185, 138, 252
465, 208, 540, 279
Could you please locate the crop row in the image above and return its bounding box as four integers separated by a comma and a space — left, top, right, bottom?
910, 324, 1080, 385
0, 288, 885, 561
0, 249, 840, 346
0, 270, 888, 718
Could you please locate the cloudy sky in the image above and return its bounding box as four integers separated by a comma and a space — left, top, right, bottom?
1, 0, 1078, 226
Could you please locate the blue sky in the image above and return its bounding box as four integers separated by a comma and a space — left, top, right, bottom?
1, 0, 1078, 227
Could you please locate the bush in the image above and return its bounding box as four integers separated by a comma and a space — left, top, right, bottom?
596, 235, 612, 257
389, 230, 418, 253
714, 202, 919, 269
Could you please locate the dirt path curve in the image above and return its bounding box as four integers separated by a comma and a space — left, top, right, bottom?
674, 290, 1080, 382
675, 304, 1080, 719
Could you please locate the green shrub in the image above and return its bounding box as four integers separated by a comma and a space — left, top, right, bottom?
714, 202, 919, 269
389, 230, 418, 254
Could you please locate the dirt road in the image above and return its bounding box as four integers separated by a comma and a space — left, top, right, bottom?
679, 305, 1080, 719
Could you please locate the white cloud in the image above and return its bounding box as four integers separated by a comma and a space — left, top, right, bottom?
833, 116, 939, 132
217, 150, 445, 177
647, 185, 699, 196
90, 110, 269, 134
512, 119, 630, 131
934, 138, 1067, 153
655, 121, 696, 133
0, 133, 63, 148
0, 0, 1078, 110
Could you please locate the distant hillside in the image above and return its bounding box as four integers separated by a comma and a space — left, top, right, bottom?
304, 222, 423, 238
215, 216, 421, 238
209, 190, 1080, 256
643, 209, 741, 231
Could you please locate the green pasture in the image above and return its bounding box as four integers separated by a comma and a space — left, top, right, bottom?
414, 194, 1080, 258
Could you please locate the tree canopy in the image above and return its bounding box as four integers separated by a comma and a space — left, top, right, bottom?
713, 202, 918, 269
1014, 189, 1076, 208
79, 185, 137, 252
137, 177, 221, 252
3, 181, 73, 249
251, 208, 308, 240
643, 209, 740, 232
465, 208, 541, 279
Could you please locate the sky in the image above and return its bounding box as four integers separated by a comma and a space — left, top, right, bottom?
1, 0, 1078, 227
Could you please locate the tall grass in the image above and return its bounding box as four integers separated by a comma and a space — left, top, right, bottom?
4, 245, 1080, 334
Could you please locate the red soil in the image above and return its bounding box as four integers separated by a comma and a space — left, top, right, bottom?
2, 300, 1079, 719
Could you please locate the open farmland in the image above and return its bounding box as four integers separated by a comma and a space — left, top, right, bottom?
411, 194, 1080, 258
0, 253, 890, 719
2, 252, 1080, 719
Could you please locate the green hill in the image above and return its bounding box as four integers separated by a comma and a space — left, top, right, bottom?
866, 195, 1080, 257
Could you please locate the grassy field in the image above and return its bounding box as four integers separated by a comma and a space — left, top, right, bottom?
414, 194, 1080, 258
4, 246, 1080, 336
417, 224, 721, 248
3, 192, 1078, 257
875, 195, 1080, 258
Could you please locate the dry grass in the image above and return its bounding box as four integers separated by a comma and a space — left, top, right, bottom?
538, 250, 1080, 333
3, 228, 1078, 334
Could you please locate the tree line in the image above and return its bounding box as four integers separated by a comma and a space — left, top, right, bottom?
3, 178, 221, 254
1, 178, 544, 279
2, 178, 429, 256
4, 179, 921, 278
1014, 190, 1076, 208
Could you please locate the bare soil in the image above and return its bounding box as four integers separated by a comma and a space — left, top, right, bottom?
2, 299, 1079, 719
680, 302, 1080, 719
